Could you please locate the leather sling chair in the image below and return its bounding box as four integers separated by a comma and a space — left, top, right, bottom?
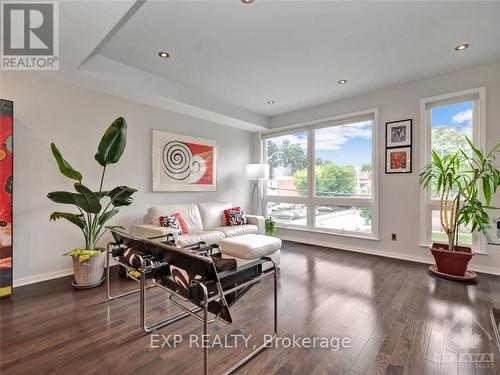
105, 229, 278, 375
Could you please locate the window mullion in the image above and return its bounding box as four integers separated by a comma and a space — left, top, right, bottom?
313, 197, 373, 207
307, 127, 315, 228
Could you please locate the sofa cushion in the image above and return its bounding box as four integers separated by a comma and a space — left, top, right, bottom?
212, 224, 258, 238
148, 204, 203, 232
197, 202, 233, 230
176, 230, 225, 247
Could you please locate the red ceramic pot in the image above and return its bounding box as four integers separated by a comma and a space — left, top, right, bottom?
430, 242, 474, 277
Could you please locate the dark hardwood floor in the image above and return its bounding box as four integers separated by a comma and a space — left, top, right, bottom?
2, 241, 500, 375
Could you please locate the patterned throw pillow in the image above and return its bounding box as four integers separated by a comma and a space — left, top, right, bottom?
159, 212, 188, 234
227, 209, 248, 226
224, 206, 240, 225
159, 215, 183, 235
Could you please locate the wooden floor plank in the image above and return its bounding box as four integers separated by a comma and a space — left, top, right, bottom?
1, 241, 500, 375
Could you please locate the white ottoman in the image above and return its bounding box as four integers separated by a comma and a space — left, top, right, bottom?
218, 234, 281, 269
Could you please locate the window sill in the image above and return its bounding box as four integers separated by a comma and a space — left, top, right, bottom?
276, 225, 380, 241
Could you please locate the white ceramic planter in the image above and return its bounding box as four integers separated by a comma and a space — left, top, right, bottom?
72, 249, 106, 287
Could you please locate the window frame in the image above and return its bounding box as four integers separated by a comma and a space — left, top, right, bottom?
419, 87, 486, 252
261, 108, 379, 239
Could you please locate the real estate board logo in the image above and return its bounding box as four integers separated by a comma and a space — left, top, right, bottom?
433, 307, 494, 368
1, 1, 58, 70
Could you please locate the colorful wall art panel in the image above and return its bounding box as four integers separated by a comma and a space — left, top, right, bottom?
152, 130, 217, 192
0, 100, 13, 298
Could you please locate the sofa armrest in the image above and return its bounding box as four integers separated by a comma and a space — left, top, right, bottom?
246, 215, 265, 235
129, 224, 179, 243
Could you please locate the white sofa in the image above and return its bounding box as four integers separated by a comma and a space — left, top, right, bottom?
130, 202, 280, 266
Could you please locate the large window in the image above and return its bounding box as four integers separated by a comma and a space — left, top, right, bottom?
262, 110, 378, 238
315, 205, 372, 233
314, 121, 372, 198
420, 88, 485, 251
265, 131, 307, 197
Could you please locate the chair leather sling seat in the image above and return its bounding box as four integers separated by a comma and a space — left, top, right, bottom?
110, 230, 269, 325
148, 240, 265, 324
106, 229, 278, 375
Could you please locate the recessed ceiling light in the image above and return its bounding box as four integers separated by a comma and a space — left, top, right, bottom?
454, 43, 470, 51
241, 0, 254, 3
158, 51, 170, 58
267, 100, 275, 104
338, 79, 347, 84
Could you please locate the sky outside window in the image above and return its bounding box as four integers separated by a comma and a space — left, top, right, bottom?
431, 101, 473, 157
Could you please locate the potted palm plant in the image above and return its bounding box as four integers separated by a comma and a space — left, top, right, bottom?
47, 117, 136, 288
419, 137, 500, 278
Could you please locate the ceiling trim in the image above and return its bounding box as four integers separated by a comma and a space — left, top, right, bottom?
56, 0, 270, 132
79, 0, 147, 68
77, 55, 269, 131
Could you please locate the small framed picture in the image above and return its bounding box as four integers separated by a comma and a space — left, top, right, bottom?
386, 147, 412, 174
386, 119, 412, 148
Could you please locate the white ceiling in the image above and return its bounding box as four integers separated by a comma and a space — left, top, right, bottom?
96, 0, 500, 117
31, 1, 500, 131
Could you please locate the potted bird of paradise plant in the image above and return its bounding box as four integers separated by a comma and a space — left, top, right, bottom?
47, 117, 136, 288
419, 137, 500, 278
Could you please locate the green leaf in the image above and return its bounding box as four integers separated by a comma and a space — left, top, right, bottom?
493, 170, 500, 192
47, 191, 76, 205
108, 186, 137, 207
74, 183, 102, 213
436, 176, 442, 193
63, 248, 101, 262
482, 177, 491, 205
465, 136, 484, 163
51, 143, 82, 181
95, 117, 127, 166
50, 212, 85, 229
483, 205, 499, 210
95, 190, 110, 199
98, 209, 119, 226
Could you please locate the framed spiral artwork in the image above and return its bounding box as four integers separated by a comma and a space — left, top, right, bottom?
152, 130, 217, 192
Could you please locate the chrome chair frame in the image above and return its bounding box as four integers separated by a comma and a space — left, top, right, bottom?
151, 257, 278, 375
106, 233, 174, 300
106, 238, 200, 333
106, 230, 278, 374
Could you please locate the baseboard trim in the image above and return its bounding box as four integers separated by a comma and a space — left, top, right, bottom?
13, 259, 120, 288
471, 264, 500, 276
280, 235, 500, 277
12, 236, 500, 288
13, 268, 74, 287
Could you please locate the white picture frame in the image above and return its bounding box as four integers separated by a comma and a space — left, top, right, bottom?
152, 130, 217, 192
386, 119, 412, 148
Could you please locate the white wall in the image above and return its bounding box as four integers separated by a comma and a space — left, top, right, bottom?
3, 60, 500, 286
269, 60, 500, 275
2, 72, 257, 286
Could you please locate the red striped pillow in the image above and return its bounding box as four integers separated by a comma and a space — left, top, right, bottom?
159, 212, 188, 234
